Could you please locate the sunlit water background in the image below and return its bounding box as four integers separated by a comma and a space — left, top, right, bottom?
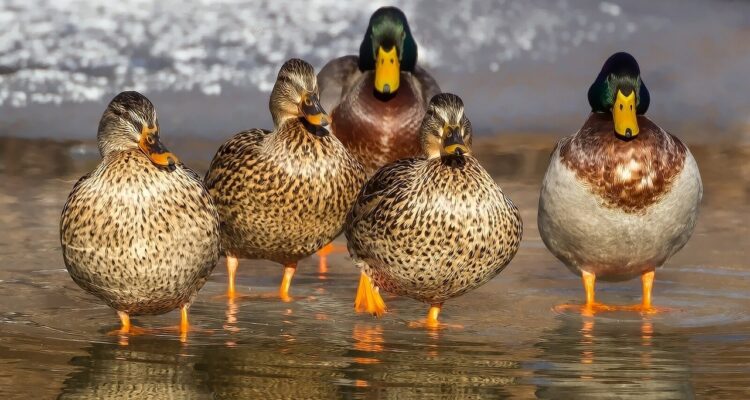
0, 0, 749, 398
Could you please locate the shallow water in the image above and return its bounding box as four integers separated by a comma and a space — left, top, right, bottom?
0, 136, 748, 398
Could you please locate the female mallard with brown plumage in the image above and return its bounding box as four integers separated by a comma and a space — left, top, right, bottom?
538, 52, 702, 314
346, 93, 523, 326
204, 58, 366, 301
60, 91, 220, 336
318, 6, 441, 174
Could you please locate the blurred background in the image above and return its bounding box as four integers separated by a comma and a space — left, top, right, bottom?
1, 1, 749, 399
0, 0, 748, 143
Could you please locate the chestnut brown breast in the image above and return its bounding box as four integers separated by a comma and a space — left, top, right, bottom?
559, 113, 687, 213
331, 71, 426, 174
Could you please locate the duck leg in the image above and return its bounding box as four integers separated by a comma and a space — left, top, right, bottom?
279, 263, 297, 302
354, 271, 386, 317
622, 270, 668, 314
108, 311, 148, 337
426, 304, 441, 326
641, 270, 654, 310
555, 270, 615, 315
317, 242, 347, 274
408, 303, 463, 329
226, 255, 239, 298
118, 311, 132, 333
180, 305, 189, 334
179, 305, 189, 343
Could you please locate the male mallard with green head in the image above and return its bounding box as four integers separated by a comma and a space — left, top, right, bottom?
346, 93, 522, 326
318, 6, 441, 174
538, 52, 702, 314
60, 91, 220, 336
204, 59, 366, 301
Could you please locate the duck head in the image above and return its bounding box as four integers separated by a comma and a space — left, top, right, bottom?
358, 6, 418, 95
588, 52, 651, 140
420, 93, 473, 159
97, 91, 179, 171
270, 58, 329, 132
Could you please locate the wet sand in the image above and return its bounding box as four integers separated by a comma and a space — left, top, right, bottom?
0, 135, 748, 398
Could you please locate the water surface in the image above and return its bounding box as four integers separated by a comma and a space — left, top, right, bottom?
0, 136, 748, 398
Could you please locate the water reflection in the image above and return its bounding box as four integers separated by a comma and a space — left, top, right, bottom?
193, 335, 344, 398
533, 315, 692, 399
58, 339, 208, 399
336, 321, 524, 398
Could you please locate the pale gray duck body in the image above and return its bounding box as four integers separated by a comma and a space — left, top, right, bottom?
539, 113, 702, 282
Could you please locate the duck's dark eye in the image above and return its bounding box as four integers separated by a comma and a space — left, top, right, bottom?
390, 58, 394, 64
147, 135, 155, 145
619, 104, 624, 111
304, 97, 312, 106
630, 104, 633, 110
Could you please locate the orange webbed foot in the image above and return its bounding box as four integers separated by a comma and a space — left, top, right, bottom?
408, 304, 463, 330
354, 272, 387, 317
554, 302, 619, 316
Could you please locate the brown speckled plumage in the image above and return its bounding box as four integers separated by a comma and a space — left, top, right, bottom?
60, 92, 220, 316
558, 113, 687, 214
204, 59, 366, 266
346, 94, 522, 304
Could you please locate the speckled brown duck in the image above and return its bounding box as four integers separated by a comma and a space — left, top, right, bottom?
318, 6, 441, 174
345, 93, 523, 326
538, 52, 703, 314
60, 91, 220, 336
204, 58, 366, 301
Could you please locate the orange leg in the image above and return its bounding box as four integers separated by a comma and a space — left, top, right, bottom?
641, 270, 654, 309
622, 270, 667, 314
426, 304, 441, 327
354, 271, 386, 317
180, 305, 189, 333
408, 303, 463, 329
555, 270, 615, 315
317, 243, 347, 274
108, 311, 148, 337
179, 305, 189, 343
279, 263, 296, 302
118, 311, 131, 333
226, 255, 239, 298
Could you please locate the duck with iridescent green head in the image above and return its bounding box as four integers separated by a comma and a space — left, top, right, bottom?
538, 52, 702, 314
318, 6, 441, 175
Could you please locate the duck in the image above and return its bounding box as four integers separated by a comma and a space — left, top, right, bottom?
538, 52, 703, 314
345, 93, 523, 326
204, 58, 366, 301
60, 91, 220, 336
318, 6, 441, 175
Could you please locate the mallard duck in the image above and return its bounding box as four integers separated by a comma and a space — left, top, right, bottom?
60, 91, 220, 335
346, 93, 523, 326
318, 6, 441, 174
538, 52, 703, 314
204, 58, 366, 301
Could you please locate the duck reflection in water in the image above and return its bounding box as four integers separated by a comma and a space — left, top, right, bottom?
533, 315, 692, 399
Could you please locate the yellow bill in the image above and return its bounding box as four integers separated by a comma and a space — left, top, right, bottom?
138, 125, 179, 171
374, 46, 400, 94
613, 89, 639, 138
